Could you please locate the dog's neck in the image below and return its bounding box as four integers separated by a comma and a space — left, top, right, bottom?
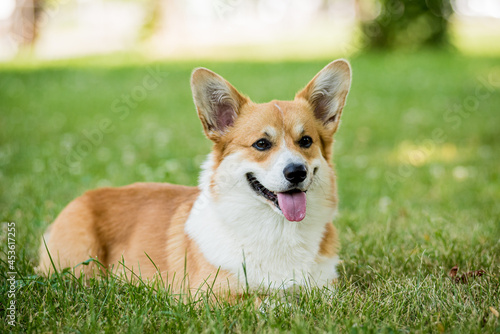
184, 154, 338, 289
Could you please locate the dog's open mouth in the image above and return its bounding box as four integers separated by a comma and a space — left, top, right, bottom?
246, 173, 307, 222
246, 173, 279, 208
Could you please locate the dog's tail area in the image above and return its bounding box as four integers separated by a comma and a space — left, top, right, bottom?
37, 195, 104, 277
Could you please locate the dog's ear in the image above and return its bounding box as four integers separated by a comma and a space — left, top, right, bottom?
191, 68, 248, 141
296, 59, 351, 133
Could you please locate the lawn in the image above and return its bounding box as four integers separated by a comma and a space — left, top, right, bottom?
0, 51, 499, 333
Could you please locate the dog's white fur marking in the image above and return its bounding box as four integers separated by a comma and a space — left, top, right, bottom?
294, 124, 305, 136
263, 126, 277, 138
185, 148, 339, 290
274, 103, 283, 115
274, 103, 286, 127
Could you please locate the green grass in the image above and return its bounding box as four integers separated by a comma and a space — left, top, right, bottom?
1, 51, 499, 333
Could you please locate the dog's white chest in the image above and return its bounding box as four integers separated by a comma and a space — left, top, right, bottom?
185, 188, 338, 289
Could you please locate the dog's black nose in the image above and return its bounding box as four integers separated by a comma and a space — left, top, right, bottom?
283, 163, 307, 184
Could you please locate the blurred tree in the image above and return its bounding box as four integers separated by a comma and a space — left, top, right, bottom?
360, 0, 453, 50
139, 0, 162, 41
11, 0, 38, 48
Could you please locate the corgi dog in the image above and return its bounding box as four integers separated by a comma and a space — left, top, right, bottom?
38, 59, 352, 294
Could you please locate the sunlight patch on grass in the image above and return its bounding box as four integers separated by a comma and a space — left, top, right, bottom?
392, 141, 459, 166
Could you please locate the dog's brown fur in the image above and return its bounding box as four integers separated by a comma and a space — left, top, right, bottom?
38, 183, 238, 292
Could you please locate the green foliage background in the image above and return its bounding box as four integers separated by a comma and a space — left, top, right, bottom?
0, 51, 499, 332
361, 0, 453, 50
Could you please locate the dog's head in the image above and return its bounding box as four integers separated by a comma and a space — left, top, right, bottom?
191, 60, 351, 222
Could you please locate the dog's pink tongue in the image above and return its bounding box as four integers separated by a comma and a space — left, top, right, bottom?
277, 191, 307, 222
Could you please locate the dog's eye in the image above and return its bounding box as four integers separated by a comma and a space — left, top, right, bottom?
252, 138, 272, 151
298, 136, 313, 148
